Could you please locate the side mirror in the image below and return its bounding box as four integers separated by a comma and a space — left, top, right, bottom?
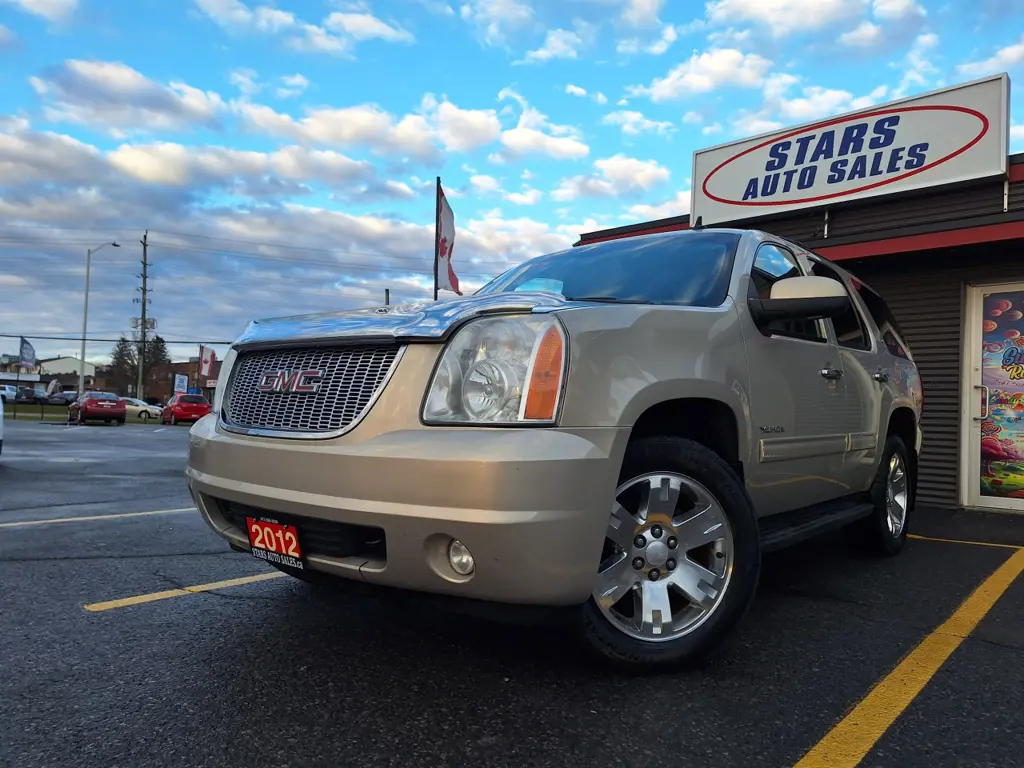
748, 275, 851, 323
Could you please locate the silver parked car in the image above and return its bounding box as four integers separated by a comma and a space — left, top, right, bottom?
186, 229, 923, 673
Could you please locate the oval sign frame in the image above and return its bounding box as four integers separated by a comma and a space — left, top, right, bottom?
700, 104, 991, 208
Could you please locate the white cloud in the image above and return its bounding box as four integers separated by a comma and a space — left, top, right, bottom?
230, 67, 262, 95
459, 0, 534, 46
276, 73, 310, 98
233, 94, 499, 160
565, 84, 588, 97
601, 110, 674, 136
0, 23, 15, 47
627, 48, 772, 101
30, 60, 224, 136
518, 28, 584, 63
624, 189, 691, 220
192, 0, 412, 56
872, 0, 925, 20
621, 0, 664, 27
894, 32, 940, 97
594, 92, 608, 104
1010, 124, 1024, 147
470, 173, 502, 194
706, 0, 866, 36
616, 22, 679, 56
551, 154, 670, 201
323, 12, 414, 42
495, 87, 589, 160
505, 187, 542, 204
682, 110, 703, 123
728, 73, 889, 135
1, 0, 77, 22
702, 122, 723, 135
957, 34, 1024, 78
839, 20, 882, 47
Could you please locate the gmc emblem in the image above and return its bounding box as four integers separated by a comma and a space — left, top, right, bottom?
257, 369, 324, 394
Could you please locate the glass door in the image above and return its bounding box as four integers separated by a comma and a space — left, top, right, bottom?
964, 283, 1024, 512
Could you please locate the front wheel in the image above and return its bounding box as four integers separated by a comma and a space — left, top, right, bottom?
580, 436, 761, 674
140, 412, 149, 421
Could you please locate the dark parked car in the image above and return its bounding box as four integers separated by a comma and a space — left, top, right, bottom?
69, 391, 126, 425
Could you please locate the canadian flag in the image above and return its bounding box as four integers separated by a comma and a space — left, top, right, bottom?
199, 345, 216, 377
435, 181, 462, 296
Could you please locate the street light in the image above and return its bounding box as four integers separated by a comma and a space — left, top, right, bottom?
78, 242, 120, 396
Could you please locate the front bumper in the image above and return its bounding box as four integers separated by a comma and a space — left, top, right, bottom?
187, 415, 628, 606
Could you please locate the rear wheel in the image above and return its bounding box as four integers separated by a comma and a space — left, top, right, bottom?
580, 436, 761, 674
851, 434, 912, 556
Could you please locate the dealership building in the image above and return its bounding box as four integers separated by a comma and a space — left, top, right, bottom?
576, 73, 1024, 514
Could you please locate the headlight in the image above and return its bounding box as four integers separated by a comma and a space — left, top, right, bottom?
213, 346, 238, 415
422, 315, 567, 425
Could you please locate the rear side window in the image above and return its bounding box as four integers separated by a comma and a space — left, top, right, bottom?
850, 280, 912, 360
809, 260, 871, 351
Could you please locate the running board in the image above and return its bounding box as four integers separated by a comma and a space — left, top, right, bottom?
758, 498, 874, 553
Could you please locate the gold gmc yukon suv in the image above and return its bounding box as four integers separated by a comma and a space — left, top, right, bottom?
187, 229, 923, 673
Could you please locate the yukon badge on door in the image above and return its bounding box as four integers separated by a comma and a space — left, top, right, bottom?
256, 370, 324, 394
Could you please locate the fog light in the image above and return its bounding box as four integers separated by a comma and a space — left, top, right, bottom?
448, 539, 475, 576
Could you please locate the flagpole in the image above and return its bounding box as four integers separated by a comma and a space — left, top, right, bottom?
433, 176, 441, 301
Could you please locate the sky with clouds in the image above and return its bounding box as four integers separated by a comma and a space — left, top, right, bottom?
1, 0, 1023, 365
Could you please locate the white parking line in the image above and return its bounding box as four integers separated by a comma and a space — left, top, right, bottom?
152, 428, 166, 433
0, 507, 195, 528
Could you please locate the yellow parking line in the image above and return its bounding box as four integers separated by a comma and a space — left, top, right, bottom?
795, 547, 1024, 768
0, 507, 195, 528
84, 571, 286, 612
908, 533, 1021, 551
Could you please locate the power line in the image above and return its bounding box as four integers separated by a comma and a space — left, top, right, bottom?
0, 333, 234, 344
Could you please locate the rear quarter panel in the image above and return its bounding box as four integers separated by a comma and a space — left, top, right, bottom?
554, 301, 754, 467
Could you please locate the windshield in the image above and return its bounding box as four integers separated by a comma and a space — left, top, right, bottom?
181, 395, 208, 404
475, 231, 742, 307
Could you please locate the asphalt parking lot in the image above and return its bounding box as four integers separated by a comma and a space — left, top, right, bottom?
1, 419, 1022, 768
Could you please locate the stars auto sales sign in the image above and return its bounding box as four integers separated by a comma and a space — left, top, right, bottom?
690, 73, 1010, 227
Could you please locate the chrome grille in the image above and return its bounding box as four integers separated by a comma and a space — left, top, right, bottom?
224, 345, 400, 434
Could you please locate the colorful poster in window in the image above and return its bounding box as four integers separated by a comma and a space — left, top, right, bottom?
980, 290, 1024, 499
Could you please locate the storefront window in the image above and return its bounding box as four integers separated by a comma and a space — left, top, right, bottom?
980, 290, 1024, 500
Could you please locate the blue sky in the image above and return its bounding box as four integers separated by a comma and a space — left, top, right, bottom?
1, 0, 1023, 364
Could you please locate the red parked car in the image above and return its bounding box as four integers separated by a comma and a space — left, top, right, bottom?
69, 391, 126, 425
161, 393, 212, 425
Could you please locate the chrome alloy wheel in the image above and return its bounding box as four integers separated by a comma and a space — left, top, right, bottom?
593, 472, 735, 643
885, 453, 909, 537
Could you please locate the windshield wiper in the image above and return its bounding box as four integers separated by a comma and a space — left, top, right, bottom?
562, 295, 653, 304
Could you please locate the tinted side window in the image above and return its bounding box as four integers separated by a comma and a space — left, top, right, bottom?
851, 281, 911, 360
750, 244, 826, 343
809, 261, 870, 351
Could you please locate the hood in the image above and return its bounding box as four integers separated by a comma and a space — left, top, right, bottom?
232, 291, 571, 348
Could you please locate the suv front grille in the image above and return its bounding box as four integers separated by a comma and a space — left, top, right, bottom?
223, 344, 400, 435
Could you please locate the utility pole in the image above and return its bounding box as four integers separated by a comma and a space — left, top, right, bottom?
135, 231, 150, 399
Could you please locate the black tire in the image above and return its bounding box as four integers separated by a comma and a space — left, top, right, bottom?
579, 436, 761, 674
117, 418, 125, 426
851, 434, 912, 557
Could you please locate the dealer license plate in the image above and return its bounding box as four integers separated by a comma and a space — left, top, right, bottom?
245, 516, 304, 570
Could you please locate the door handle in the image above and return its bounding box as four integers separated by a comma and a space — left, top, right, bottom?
973, 384, 990, 421
820, 367, 843, 380
872, 370, 890, 383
